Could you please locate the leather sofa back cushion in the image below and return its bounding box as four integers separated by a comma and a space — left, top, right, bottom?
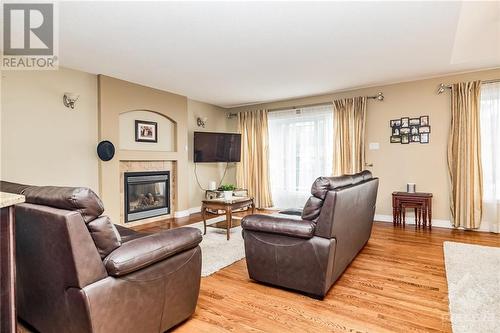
310, 170, 373, 200
3, 182, 104, 223
87, 216, 122, 258
302, 170, 373, 221
0, 181, 31, 195
301, 196, 324, 221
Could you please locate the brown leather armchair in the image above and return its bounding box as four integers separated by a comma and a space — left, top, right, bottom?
241, 170, 378, 299
1, 181, 202, 333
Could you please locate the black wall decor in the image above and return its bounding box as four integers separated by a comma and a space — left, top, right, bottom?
390, 116, 430, 144
97, 140, 115, 161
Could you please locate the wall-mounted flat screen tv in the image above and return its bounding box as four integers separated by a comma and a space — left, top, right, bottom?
194, 132, 241, 163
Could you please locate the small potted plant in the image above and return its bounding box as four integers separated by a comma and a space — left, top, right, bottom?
219, 184, 236, 201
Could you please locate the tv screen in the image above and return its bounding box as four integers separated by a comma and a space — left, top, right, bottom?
194, 132, 241, 163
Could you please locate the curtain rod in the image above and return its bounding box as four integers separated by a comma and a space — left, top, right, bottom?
437, 79, 500, 94
226, 92, 384, 117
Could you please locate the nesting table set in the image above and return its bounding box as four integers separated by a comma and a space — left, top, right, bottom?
392, 192, 433, 228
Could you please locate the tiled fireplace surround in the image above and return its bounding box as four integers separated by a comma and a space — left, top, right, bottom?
119, 160, 176, 227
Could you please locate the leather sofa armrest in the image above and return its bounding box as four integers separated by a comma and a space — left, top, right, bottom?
104, 227, 202, 277
241, 214, 315, 239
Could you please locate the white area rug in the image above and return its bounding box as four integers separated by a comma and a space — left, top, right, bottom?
443, 241, 500, 333
184, 216, 246, 277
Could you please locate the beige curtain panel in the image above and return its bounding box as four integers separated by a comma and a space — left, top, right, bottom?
236, 110, 273, 208
333, 96, 367, 176
447, 80, 483, 229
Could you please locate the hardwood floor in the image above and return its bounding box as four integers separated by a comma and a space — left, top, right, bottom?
18, 212, 500, 332
155, 213, 498, 333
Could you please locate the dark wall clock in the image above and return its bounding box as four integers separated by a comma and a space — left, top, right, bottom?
97, 140, 115, 161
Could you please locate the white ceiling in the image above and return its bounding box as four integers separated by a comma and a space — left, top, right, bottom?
59, 1, 500, 108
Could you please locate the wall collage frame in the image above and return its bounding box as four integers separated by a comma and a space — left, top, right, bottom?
389, 116, 430, 144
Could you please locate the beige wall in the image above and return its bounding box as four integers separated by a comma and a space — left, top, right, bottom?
1, 68, 99, 191
98, 75, 190, 223
187, 99, 237, 209
230, 68, 500, 221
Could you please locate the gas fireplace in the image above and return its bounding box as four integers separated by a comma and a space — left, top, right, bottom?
124, 171, 170, 223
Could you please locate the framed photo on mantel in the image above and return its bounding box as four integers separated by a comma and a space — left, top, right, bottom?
135, 120, 158, 143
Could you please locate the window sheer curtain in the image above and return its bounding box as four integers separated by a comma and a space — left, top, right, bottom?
268, 105, 333, 209
480, 82, 500, 233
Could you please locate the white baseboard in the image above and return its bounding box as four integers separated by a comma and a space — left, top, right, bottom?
173, 210, 189, 218
177, 210, 492, 232
174, 206, 201, 218
189, 206, 201, 214
374, 214, 490, 232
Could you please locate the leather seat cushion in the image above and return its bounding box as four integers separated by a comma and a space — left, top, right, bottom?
242, 215, 315, 239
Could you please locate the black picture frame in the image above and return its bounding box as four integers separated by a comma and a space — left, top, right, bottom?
400, 127, 410, 135
409, 118, 420, 126
410, 125, 419, 135
420, 115, 429, 126
390, 119, 401, 127
401, 117, 409, 128
390, 135, 401, 143
420, 133, 429, 144
401, 134, 410, 144
419, 126, 431, 134
135, 120, 158, 143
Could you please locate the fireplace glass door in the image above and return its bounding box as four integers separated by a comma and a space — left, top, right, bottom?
125, 171, 170, 222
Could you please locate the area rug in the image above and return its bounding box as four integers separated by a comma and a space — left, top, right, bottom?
183, 216, 246, 277
443, 241, 500, 333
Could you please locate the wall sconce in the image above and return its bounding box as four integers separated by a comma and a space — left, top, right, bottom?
63, 92, 80, 109
367, 92, 384, 101
197, 116, 208, 128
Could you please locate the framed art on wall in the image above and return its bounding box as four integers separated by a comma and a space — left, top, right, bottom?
135, 120, 158, 143
389, 116, 430, 144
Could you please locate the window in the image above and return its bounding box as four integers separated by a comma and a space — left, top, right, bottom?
268, 105, 333, 209
480, 81, 500, 233
480, 82, 500, 201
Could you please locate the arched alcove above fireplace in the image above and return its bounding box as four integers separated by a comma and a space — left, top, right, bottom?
119, 110, 176, 152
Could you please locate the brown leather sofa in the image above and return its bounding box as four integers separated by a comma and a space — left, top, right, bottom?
241, 170, 378, 299
0, 181, 202, 333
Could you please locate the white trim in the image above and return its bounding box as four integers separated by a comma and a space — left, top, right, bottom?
173, 209, 190, 218
374, 214, 491, 232
189, 206, 201, 214
174, 206, 202, 218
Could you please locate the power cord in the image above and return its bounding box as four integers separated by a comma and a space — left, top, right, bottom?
194, 162, 230, 191
218, 162, 229, 187
194, 162, 207, 191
